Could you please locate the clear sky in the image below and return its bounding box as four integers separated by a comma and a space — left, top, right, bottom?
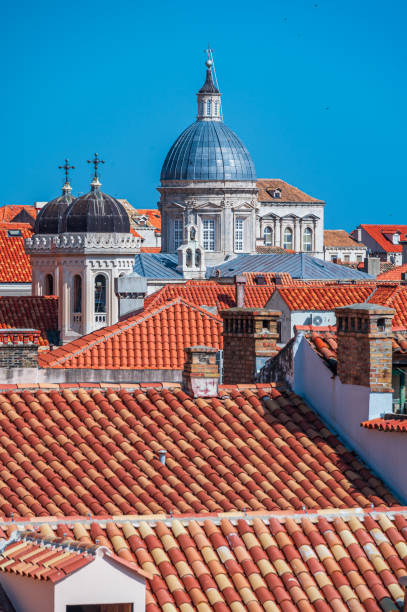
1, 0, 406, 230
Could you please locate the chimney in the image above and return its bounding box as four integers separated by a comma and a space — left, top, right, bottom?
182, 346, 219, 398
235, 275, 246, 307
115, 273, 147, 318
221, 308, 281, 384
355, 227, 362, 243
0, 329, 40, 371
401, 240, 407, 265
364, 256, 380, 277
335, 304, 395, 392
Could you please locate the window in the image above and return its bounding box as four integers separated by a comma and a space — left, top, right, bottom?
273, 189, 281, 199
283, 227, 293, 250
174, 218, 183, 250
199, 101, 204, 115
95, 275, 106, 313
203, 219, 215, 251
206, 100, 211, 115
303, 227, 312, 252
344, 254, 350, 262
235, 218, 244, 252
331, 254, 338, 262
356, 254, 363, 263
214, 101, 218, 115
7, 229, 22, 237
45, 274, 53, 296
264, 226, 273, 246
73, 275, 82, 313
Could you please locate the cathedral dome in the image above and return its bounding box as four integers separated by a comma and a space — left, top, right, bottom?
160, 120, 256, 182
34, 186, 74, 234
60, 178, 130, 234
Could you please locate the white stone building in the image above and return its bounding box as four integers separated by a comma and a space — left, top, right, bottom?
323, 229, 367, 263
26, 166, 140, 344
158, 59, 258, 267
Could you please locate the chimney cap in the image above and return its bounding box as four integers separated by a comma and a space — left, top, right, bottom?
184, 345, 218, 354
335, 303, 395, 316
234, 274, 246, 284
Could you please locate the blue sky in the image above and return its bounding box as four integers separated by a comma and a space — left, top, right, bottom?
1, 0, 406, 230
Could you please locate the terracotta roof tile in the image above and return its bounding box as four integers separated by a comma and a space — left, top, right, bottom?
378, 264, 407, 281
5, 508, 407, 610
324, 230, 366, 248
257, 179, 324, 203
276, 284, 376, 311
0, 386, 395, 519
0, 206, 36, 224
0, 296, 58, 347
356, 225, 407, 254
0, 223, 33, 283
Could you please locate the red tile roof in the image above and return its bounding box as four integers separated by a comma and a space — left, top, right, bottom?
0, 385, 395, 518
133, 209, 162, 232
368, 285, 407, 329
5, 508, 407, 611
0, 531, 148, 583
257, 179, 324, 203
0, 297, 58, 347
324, 230, 366, 248
0, 206, 36, 224
361, 417, 407, 432
145, 281, 276, 311
356, 225, 407, 253
0, 223, 33, 283
378, 264, 407, 281
141, 247, 162, 253
275, 284, 376, 311
40, 298, 222, 369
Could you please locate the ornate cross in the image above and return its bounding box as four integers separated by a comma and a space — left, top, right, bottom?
87, 153, 105, 179
58, 159, 75, 184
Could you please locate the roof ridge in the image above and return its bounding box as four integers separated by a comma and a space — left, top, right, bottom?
45, 297, 221, 367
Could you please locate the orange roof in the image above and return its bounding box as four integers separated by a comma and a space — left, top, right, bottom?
275, 284, 376, 311
7, 508, 407, 611
134, 209, 162, 231
0, 205, 36, 223
0, 532, 148, 583
368, 284, 407, 328
0, 296, 57, 346
141, 246, 161, 253
378, 263, 407, 280
40, 297, 222, 369
324, 229, 366, 248
0, 223, 33, 283
145, 281, 276, 311
0, 385, 395, 518
361, 417, 407, 432
257, 179, 324, 203
357, 224, 407, 253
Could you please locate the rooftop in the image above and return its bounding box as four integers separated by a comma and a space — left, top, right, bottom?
0, 223, 33, 283
0, 296, 58, 346
355, 225, 407, 253
324, 230, 366, 249
257, 179, 324, 203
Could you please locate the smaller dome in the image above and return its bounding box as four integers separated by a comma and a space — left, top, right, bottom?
60, 179, 130, 234
34, 185, 74, 234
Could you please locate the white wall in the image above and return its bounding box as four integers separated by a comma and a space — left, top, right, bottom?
292, 336, 407, 503
0, 572, 54, 612
55, 555, 145, 612
323, 247, 367, 263
0, 283, 32, 296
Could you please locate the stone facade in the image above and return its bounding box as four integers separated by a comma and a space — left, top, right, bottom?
26, 232, 140, 344
0, 330, 40, 369
221, 308, 281, 384
335, 304, 395, 392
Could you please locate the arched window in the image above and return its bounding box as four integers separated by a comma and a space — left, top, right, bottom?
186, 248, 192, 267
303, 227, 312, 252
264, 226, 273, 246
94, 275, 106, 313
199, 101, 204, 115
283, 227, 293, 250
45, 274, 53, 296
73, 275, 82, 313
214, 101, 219, 116
206, 100, 211, 115
195, 249, 201, 267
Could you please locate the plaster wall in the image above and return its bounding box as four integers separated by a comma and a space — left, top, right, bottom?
0, 572, 54, 612
292, 337, 407, 502
323, 247, 367, 263
357, 228, 401, 264
0, 283, 32, 296
54, 555, 145, 612
0, 367, 183, 385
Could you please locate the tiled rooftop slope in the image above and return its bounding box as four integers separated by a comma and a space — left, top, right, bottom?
0, 296, 58, 347
0, 223, 32, 283
0, 385, 396, 519
4, 509, 407, 611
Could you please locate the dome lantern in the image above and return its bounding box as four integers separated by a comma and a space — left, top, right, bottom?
33, 159, 75, 234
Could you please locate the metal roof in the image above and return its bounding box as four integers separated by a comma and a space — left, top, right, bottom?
206, 253, 375, 280
160, 121, 256, 182
133, 253, 182, 279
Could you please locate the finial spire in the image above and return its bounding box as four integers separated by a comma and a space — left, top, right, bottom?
58, 158, 75, 194
197, 47, 222, 121
87, 153, 105, 191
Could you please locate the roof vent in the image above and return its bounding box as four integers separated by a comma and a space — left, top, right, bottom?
158, 449, 167, 466
7, 229, 22, 237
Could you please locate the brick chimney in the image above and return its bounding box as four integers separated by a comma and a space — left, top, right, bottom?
182, 346, 219, 398
235, 275, 246, 308
335, 304, 395, 392
0, 329, 40, 370
221, 308, 281, 384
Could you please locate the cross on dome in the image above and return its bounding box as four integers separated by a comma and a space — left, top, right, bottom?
87, 153, 105, 190
58, 158, 75, 193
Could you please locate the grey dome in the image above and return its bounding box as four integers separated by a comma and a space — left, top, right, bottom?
34, 189, 74, 234
61, 185, 130, 233
160, 121, 256, 182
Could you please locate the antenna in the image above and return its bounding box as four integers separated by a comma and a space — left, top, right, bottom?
205, 45, 223, 121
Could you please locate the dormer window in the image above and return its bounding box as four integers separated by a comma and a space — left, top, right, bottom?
7, 229, 22, 237
393, 232, 401, 245
206, 100, 211, 115
272, 188, 282, 199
